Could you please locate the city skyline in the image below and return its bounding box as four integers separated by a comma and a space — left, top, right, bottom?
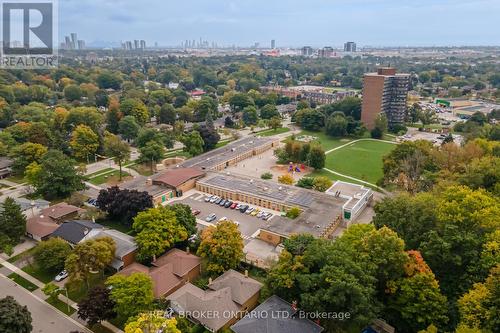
58, 0, 500, 47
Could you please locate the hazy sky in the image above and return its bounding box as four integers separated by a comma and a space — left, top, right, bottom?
59, 0, 500, 47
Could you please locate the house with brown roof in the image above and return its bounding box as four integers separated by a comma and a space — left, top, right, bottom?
26, 202, 84, 241
167, 269, 263, 332
118, 248, 201, 297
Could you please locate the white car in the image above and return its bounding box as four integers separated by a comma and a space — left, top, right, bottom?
245, 207, 254, 215
204, 195, 213, 202
218, 216, 228, 222
256, 211, 264, 218
55, 270, 68, 282
209, 196, 219, 203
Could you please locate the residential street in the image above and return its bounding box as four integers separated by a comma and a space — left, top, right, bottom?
0, 275, 92, 333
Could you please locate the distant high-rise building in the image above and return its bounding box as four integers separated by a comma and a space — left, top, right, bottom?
271, 39, 276, 49
361, 67, 410, 129
77, 40, 85, 50
125, 41, 133, 50
140, 40, 146, 49
301, 46, 313, 56
70, 33, 77, 49
133, 40, 140, 49
64, 36, 71, 49
344, 41, 356, 52
319, 46, 334, 58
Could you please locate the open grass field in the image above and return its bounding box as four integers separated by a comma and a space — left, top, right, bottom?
296, 130, 353, 151
255, 127, 290, 137
88, 170, 131, 185
325, 140, 396, 184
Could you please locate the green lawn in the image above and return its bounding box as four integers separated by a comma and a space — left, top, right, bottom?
215, 139, 233, 149
4, 174, 26, 184
8, 273, 38, 291
88, 170, 131, 185
164, 150, 192, 158
324, 140, 396, 184
255, 127, 290, 137
46, 297, 76, 316
66, 272, 112, 303
89, 323, 114, 333
309, 169, 380, 190
296, 130, 353, 151
22, 264, 55, 284
7, 247, 35, 263
127, 163, 153, 176
85, 168, 115, 179
97, 218, 133, 235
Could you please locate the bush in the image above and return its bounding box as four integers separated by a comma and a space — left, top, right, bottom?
312, 176, 333, 192
278, 174, 294, 185
370, 127, 383, 139
285, 207, 301, 219
33, 238, 72, 273
261, 172, 273, 180
296, 177, 315, 189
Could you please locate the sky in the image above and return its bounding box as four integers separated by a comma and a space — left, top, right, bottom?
58, 0, 500, 47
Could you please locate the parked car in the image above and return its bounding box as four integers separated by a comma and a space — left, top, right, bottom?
230, 202, 238, 209
263, 213, 273, 220
224, 201, 233, 208
251, 208, 260, 216
235, 203, 242, 210
256, 211, 264, 218
239, 205, 249, 213
192, 209, 201, 216
55, 270, 68, 282
210, 196, 219, 203
205, 213, 217, 222
188, 234, 198, 243
214, 198, 222, 204
218, 216, 228, 222
245, 207, 255, 215
204, 195, 213, 202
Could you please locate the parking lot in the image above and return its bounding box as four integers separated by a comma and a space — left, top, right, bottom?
172, 192, 280, 243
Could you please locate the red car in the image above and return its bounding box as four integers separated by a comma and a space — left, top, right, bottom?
230, 202, 238, 209
192, 209, 201, 216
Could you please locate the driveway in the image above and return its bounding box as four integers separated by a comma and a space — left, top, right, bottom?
0, 275, 91, 333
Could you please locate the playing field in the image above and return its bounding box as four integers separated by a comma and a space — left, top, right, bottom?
325, 140, 396, 184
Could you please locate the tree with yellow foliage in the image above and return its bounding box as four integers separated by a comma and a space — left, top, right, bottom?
124, 311, 180, 333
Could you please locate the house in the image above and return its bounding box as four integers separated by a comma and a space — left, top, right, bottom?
231, 295, 324, 333
0, 157, 13, 179
26, 202, 84, 241
50, 220, 104, 245
168, 269, 263, 332
81, 229, 137, 270
14, 198, 50, 217
118, 248, 201, 298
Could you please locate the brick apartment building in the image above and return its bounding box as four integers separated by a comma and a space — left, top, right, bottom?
361, 67, 409, 129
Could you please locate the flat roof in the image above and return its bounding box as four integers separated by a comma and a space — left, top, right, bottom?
199, 173, 348, 238
326, 180, 372, 210
120, 175, 171, 197
180, 136, 277, 170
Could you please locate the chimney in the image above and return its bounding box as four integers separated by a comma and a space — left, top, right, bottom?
244, 270, 248, 278
208, 277, 213, 284
146, 178, 152, 186
186, 247, 190, 254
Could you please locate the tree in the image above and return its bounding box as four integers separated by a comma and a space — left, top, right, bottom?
197, 221, 244, 275
138, 140, 165, 172
66, 107, 104, 133
0, 296, 32, 333
77, 286, 116, 326
197, 125, 220, 151
229, 93, 254, 112
182, 131, 204, 156
0, 197, 26, 250
42, 283, 60, 302
64, 84, 82, 101
242, 106, 258, 126
278, 174, 294, 185
10, 142, 47, 174
105, 272, 154, 320
65, 237, 116, 289
132, 206, 188, 261
170, 203, 197, 236
307, 145, 326, 170
371, 113, 388, 139
312, 176, 333, 192
70, 124, 99, 163
419, 109, 438, 126
158, 104, 176, 125
285, 207, 301, 219
96, 186, 153, 225
28, 150, 85, 200
120, 98, 149, 125
293, 108, 324, 131
104, 134, 131, 181
260, 104, 279, 119
296, 176, 315, 189
106, 97, 122, 133
96, 72, 122, 90
325, 112, 348, 137
268, 116, 282, 131
118, 115, 140, 141
33, 237, 71, 273
124, 311, 181, 333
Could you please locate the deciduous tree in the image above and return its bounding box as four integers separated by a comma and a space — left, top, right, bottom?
77, 286, 116, 326
33, 237, 71, 273
0, 296, 32, 333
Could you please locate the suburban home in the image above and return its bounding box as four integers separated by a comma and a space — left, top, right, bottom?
118, 248, 201, 298
230, 295, 324, 333
81, 228, 138, 270
50, 220, 104, 245
0, 157, 13, 179
25, 202, 84, 241
167, 269, 263, 332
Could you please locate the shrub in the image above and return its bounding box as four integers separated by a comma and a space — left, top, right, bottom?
296, 177, 315, 189
278, 174, 294, 185
312, 176, 333, 192
285, 207, 301, 219
261, 172, 273, 180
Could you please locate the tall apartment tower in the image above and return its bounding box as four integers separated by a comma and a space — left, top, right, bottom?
301, 46, 313, 56
140, 40, 146, 49
70, 33, 77, 49
344, 41, 356, 52
361, 67, 410, 129
271, 39, 276, 49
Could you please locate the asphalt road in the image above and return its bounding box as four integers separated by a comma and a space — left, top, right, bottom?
0, 275, 91, 333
